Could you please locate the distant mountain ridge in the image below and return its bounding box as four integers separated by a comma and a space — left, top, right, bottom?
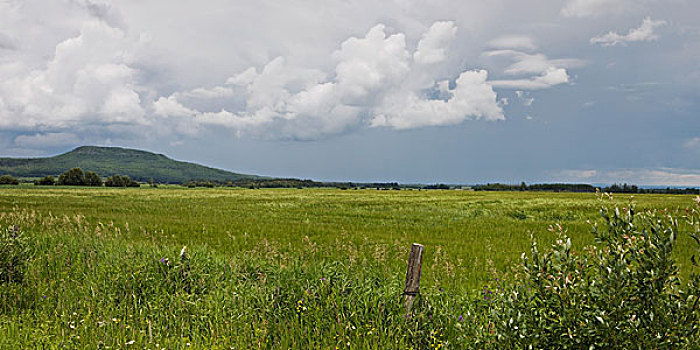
0, 146, 260, 183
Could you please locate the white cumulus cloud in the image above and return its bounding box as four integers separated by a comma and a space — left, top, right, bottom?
515, 90, 534, 106
413, 21, 458, 64
485, 50, 584, 90
591, 17, 667, 46
154, 22, 504, 139
0, 19, 148, 130
371, 70, 503, 129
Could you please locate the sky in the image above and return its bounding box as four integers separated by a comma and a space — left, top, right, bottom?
0, 0, 699, 185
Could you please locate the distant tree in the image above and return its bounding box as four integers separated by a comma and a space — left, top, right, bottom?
423, 183, 450, 190
105, 174, 139, 188
104, 175, 119, 187
603, 183, 641, 194
182, 180, 215, 188
84, 171, 103, 187
0, 174, 19, 185
34, 175, 56, 186
58, 168, 86, 186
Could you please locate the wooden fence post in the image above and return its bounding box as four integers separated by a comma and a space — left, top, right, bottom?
404, 243, 424, 319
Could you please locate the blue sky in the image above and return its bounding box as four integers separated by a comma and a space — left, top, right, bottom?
0, 0, 698, 185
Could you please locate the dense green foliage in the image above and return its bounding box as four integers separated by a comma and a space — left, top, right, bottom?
0, 225, 28, 284
84, 171, 103, 187
491, 202, 700, 348
0, 188, 698, 348
105, 174, 140, 187
0, 146, 259, 183
33, 175, 56, 186
0, 175, 19, 185
57, 167, 87, 186
57, 167, 103, 187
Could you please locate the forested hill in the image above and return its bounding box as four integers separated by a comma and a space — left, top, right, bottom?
0, 146, 260, 183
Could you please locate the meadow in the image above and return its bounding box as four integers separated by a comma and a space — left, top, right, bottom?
0, 187, 698, 348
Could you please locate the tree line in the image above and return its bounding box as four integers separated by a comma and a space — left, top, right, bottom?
474, 182, 597, 192
182, 179, 403, 190
0, 168, 140, 187
3, 171, 699, 193
473, 182, 700, 194
602, 183, 700, 194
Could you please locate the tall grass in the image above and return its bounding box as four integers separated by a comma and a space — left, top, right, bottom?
0, 188, 698, 348
0, 209, 493, 348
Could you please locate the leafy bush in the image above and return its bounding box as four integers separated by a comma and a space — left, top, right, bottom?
0, 174, 19, 185
491, 199, 700, 348
0, 225, 30, 284
105, 174, 139, 187
34, 175, 56, 186
58, 167, 86, 186
182, 180, 215, 188
84, 171, 103, 187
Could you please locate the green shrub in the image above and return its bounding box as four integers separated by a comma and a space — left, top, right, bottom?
0, 175, 19, 185
58, 168, 86, 186
34, 175, 56, 186
84, 171, 103, 187
105, 174, 139, 187
182, 180, 215, 188
0, 225, 30, 284
491, 200, 700, 348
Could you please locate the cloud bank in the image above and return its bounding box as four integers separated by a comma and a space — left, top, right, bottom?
1, 1, 599, 146
154, 22, 504, 139
0, 19, 147, 131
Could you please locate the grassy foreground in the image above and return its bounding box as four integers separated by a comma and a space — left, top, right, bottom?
0, 187, 697, 348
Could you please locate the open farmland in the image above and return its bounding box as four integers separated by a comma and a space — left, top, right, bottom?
0, 187, 698, 348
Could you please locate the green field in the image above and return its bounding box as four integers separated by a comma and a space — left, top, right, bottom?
0, 187, 698, 348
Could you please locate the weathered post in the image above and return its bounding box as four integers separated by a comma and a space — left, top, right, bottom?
404, 243, 424, 319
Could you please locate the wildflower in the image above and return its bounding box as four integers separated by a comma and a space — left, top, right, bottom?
296, 299, 307, 314
125, 340, 135, 345
180, 246, 188, 261
458, 314, 463, 322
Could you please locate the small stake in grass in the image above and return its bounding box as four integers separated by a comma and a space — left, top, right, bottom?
404, 243, 424, 320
